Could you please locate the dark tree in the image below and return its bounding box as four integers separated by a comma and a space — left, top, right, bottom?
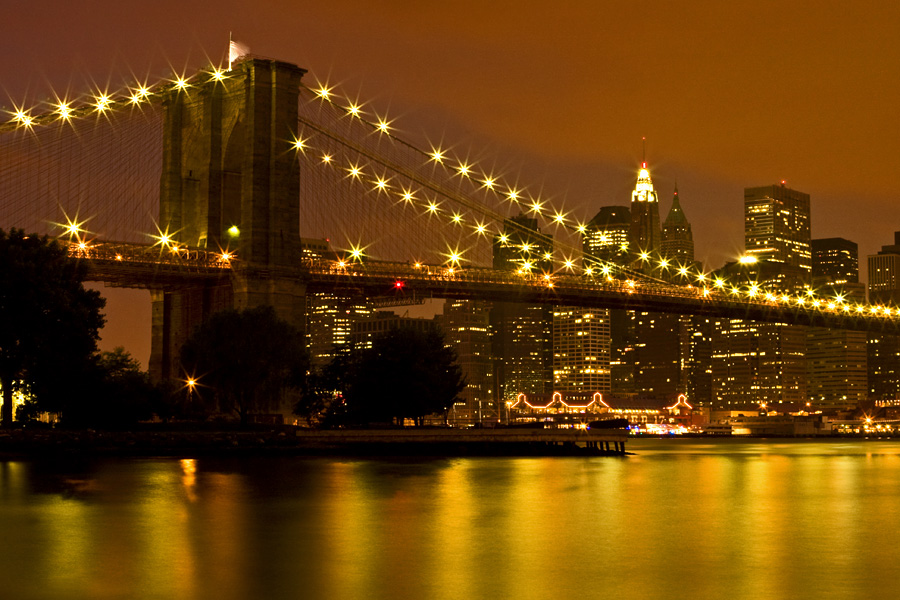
179, 306, 308, 424
325, 328, 465, 426
79, 347, 159, 427
0, 229, 105, 427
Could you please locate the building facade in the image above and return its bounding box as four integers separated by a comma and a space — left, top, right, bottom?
868, 232, 900, 400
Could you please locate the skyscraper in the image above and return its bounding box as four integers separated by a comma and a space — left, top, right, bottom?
552, 307, 611, 394
490, 214, 554, 401
629, 161, 661, 266
712, 183, 811, 405
583, 205, 630, 268
443, 299, 495, 425
744, 183, 811, 290
660, 185, 694, 263
867, 232, 900, 400
807, 237, 867, 406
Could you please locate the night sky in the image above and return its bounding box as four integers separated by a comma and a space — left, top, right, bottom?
3, 1, 898, 365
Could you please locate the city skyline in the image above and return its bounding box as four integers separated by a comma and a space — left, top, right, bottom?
2, 2, 898, 364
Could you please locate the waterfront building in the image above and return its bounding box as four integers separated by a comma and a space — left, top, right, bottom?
868, 232, 900, 400
552, 307, 611, 394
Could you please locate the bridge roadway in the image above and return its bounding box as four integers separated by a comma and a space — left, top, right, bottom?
70, 241, 899, 332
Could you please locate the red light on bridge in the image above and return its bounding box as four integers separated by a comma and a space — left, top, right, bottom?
395, 281, 405, 289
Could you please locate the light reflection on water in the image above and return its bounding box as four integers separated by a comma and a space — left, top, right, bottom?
2, 440, 900, 600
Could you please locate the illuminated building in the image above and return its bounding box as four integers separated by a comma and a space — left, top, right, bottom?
743, 183, 811, 290
552, 308, 611, 394
306, 292, 373, 370
807, 237, 866, 406
443, 300, 495, 425
629, 161, 661, 268
711, 183, 812, 405
490, 214, 553, 401
351, 311, 438, 350
867, 232, 900, 400
660, 185, 694, 263
633, 184, 700, 402
583, 205, 630, 268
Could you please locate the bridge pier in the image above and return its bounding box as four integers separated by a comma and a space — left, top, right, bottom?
150, 58, 308, 381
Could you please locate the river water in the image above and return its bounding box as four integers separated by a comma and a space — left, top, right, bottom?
2, 438, 899, 600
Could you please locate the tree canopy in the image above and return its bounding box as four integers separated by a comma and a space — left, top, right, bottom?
0, 228, 105, 427
312, 327, 465, 426
179, 305, 308, 424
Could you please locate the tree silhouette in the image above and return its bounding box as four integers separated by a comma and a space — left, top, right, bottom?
324, 327, 465, 426
0, 229, 105, 427
179, 306, 308, 424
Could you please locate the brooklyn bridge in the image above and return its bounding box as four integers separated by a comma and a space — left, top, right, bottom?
2, 56, 896, 384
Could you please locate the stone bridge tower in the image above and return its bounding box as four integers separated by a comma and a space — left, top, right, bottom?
150, 58, 307, 380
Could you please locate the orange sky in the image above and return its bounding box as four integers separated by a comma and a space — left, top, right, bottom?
3, 1, 899, 365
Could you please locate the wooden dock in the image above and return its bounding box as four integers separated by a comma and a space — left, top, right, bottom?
294, 427, 628, 456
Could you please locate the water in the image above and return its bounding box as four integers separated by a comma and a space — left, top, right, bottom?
2, 439, 900, 600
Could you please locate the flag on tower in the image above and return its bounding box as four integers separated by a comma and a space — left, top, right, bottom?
228, 36, 249, 70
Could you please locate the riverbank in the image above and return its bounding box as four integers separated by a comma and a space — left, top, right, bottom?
0, 427, 628, 458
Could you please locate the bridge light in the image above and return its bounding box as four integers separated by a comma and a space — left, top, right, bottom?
395, 280, 405, 289
827, 302, 836, 310
374, 177, 389, 191
696, 273, 707, 282
856, 305, 865, 313
482, 177, 495, 189
835, 294, 845, 303
321, 154, 332, 164
739, 255, 757, 264
553, 212, 566, 224
173, 77, 190, 91
77, 241, 88, 251
430, 148, 445, 163
347, 164, 363, 179
584, 267, 594, 276
806, 289, 816, 297
543, 252, 552, 261
520, 243, 532, 253
871, 306, 880, 314
796, 297, 806, 306
219, 251, 233, 262
781, 295, 790, 303
576, 223, 587, 234
507, 189, 520, 202
337, 260, 347, 268
714, 278, 725, 288
292, 136, 308, 151
474, 223, 487, 235
451, 213, 462, 224
349, 246, 364, 261
730, 286, 741, 296
315, 85, 332, 99
678, 266, 689, 277
601, 265, 611, 275
563, 259, 575, 270
521, 260, 533, 272
400, 189, 415, 203
115, 254, 123, 261
346, 103, 362, 117
765, 293, 776, 302
94, 94, 112, 112
812, 299, 821, 307
702, 288, 710, 296
530, 200, 543, 213
640, 251, 650, 262
376, 118, 391, 133
12, 109, 34, 128
658, 258, 669, 269
228, 225, 240, 237
211, 68, 227, 82
456, 162, 471, 177
56, 101, 73, 121
842, 304, 851, 312
748, 284, 759, 297
498, 233, 509, 244
426, 202, 439, 214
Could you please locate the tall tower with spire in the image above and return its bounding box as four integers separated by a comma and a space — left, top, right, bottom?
629, 160, 661, 264
660, 184, 694, 262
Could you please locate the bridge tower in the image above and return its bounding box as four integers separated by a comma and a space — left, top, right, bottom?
150, 58, 308, 380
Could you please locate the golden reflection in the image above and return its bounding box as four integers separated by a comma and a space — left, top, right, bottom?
181, 458, 198, 503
